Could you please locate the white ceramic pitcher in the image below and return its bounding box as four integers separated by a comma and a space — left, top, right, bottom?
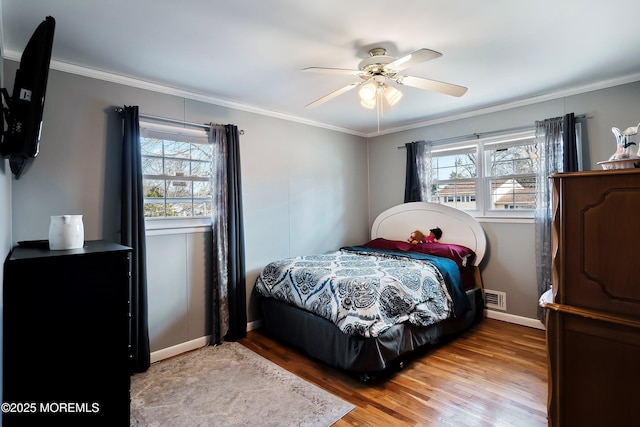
48, 215, 84, 250
610, 122, 640, 160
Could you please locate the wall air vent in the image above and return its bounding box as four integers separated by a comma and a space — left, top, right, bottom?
484, 289, 507, 311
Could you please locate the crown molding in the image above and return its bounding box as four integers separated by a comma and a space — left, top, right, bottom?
4, 48, 640, 139
369, 72, 640, 137
2, 49, 368, 138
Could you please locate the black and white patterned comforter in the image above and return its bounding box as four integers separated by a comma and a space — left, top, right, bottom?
255, 247, 461, 338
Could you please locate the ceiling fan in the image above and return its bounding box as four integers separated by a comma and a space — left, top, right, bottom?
303, 47, 468, 110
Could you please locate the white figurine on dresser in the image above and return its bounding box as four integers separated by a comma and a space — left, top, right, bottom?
598, 121, 640, 169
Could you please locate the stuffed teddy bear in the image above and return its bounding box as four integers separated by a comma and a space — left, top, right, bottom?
407, 230, 426, 245
408, 227, 443, 244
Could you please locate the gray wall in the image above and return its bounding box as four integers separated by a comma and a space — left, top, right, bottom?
4, 61, 369, 353
146, 231, 211, 353
5, 55, 640, 352
368, 81, 640, 320
6, 63, 369, 249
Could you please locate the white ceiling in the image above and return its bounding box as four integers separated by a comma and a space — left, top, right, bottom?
2, 0, 640, 136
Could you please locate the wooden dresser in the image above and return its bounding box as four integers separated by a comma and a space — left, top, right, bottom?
542, 169, 640, 426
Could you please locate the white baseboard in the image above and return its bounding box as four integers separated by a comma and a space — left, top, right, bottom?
247, 319, 262, 332
150, 322, 262, 364
485, 309, 545, 330
150, 336, 210, 364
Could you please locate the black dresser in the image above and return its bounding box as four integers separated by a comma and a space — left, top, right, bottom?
3, 240, 132, 426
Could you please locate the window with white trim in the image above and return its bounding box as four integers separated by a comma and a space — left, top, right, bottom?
427, 130, 537, 217
430, 142, 478, 211
140, 122, 213, 220
484, 133, 537, 211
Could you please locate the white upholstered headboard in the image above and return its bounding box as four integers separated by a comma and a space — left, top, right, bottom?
370, 202, 486, 265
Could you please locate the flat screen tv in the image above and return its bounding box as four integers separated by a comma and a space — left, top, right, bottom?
1, 16, 55, 179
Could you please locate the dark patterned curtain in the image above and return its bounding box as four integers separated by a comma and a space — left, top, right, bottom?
120, 105, 151, 373
404, 140, 431, 202
535, 113, 579, 323
210, 124, 246, 344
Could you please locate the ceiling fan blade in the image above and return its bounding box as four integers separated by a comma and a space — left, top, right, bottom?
302, 67, 362, 76
305, 81, 362, 108
396, 75, 468, 97
386, 48, 442, 72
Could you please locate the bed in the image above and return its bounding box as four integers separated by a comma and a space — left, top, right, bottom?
255, 202, 486, 379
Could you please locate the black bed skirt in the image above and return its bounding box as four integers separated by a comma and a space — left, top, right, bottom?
259, 287, 484, 374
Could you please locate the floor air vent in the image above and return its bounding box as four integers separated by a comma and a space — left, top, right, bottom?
484, 289, 507, 310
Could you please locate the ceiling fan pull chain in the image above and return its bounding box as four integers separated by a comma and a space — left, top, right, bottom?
376, 89, 382, 133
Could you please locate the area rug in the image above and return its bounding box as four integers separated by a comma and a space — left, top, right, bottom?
130, 342, 354, 426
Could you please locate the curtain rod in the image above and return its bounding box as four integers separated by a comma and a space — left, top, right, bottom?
115, 108, 244, 135
397, 114, 588, 149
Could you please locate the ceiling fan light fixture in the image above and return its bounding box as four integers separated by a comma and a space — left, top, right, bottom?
360, 98, 376, 109
358, 82, 378, 101
383, 85, 402, 106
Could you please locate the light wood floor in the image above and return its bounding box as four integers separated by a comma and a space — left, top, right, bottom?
239, 318, 548, 427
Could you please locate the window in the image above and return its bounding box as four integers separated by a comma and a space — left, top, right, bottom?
430, 143, 478, 210
484, 134, 537, 211
140, 122, 213, 220
426, 130, 537, 217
